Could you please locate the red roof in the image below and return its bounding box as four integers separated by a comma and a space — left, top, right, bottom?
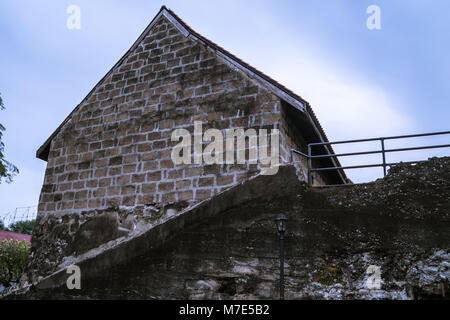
0, 230, 31, 242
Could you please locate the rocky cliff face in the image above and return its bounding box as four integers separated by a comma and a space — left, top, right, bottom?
3, 158, 449, 299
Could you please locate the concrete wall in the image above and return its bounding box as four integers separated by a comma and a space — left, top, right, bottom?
6, 158, 449, 300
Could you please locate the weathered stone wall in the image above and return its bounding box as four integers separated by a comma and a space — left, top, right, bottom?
8, 157, 449, 300
39, 15, 285, 216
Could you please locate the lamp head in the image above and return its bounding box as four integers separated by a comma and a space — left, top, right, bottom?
275, 213, 288, 233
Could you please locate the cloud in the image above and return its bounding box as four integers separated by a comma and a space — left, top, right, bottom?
263, 51, 417, 182
271, 52, 415, 140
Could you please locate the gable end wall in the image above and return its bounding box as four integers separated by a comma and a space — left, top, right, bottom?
38, 16, 303, 217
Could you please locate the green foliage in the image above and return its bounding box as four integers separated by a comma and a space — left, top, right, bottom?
0, 240, 30, 287
8, 220, 35, 235
0, 93, 19, 184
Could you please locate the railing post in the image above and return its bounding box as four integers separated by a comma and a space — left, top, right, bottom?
380, 138, 386, 177
307, 144, 312, 185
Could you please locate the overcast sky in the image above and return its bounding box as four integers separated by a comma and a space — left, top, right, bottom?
1, 0, 449, 216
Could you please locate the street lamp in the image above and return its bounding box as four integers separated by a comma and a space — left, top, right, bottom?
275, 213, 288, 300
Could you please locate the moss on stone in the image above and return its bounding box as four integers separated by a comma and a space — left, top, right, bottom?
312, 264, 345, 287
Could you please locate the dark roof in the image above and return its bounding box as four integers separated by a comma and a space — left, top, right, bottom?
0, 230, 31, 242
36, 6, 347, 184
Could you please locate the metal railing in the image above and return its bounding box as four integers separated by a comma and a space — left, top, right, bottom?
290, 131, 450, 185
0, 206, 37, 228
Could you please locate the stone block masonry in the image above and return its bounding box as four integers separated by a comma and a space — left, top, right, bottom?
38, 16, 289, 216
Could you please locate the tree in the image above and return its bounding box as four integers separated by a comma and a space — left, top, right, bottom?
0, 240, 30, 287
0, 93, 19, 184
8, 220, 35, 235
0, 220, 6, 231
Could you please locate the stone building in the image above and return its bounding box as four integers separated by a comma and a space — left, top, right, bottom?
29, 7, 347, 283
36, 6, 345, 215
2, 7, 448, 301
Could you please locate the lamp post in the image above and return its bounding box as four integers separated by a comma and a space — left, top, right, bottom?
275, 213, 287, 300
